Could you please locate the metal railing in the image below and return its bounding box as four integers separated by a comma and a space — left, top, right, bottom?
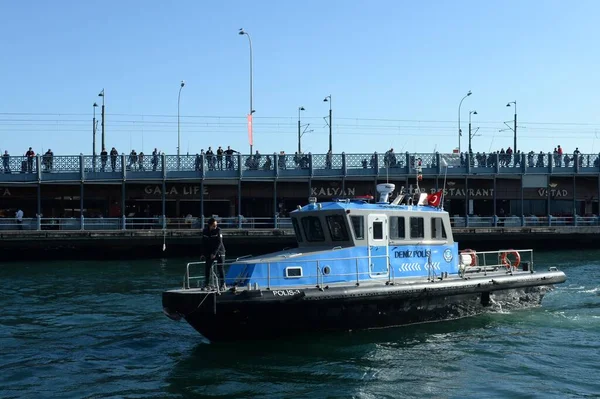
461, 249, 534, 276
450, 215, 600, 228
0, 216, 294, 231
3, 152, 600, 178
183, 248, 536, 292
1, 215, 598, 232
184, 254, 393, 291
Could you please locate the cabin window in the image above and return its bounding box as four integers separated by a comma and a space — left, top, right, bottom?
350, 216, 364, 240
410, 217, 424, 239
431, 217, 447, 239
326, 214, 350, 241
389, 216, 405, 239
373, 221, 384, 240
301, 216, 325, 242
292, 218, 303, 242
285, 266, 303, 278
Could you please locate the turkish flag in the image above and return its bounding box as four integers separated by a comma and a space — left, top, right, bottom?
247, 114, 253, 146
427, 190, 443, 207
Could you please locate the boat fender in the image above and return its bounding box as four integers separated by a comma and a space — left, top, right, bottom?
500, 250, 521, 270
460, 249, 478, 266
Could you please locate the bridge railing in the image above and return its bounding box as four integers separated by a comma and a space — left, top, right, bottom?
3, 152, 600, 180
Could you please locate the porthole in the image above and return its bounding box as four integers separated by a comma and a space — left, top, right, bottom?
322, 266, 331, 275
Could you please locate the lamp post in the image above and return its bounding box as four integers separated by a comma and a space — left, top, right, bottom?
323, 95, 332, 153
506, 101, 517, 153
468, 110, 478, 155
177, 80, 185, 170
457, 90, 472, 153
98, 89, 105, 150
93, 102, 98, 170
239, 28, 254, 154
298, 106, 305, 153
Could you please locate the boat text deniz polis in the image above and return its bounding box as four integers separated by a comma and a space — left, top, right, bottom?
162, 184, 567, 342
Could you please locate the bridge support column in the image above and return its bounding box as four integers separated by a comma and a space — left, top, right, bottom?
273, 180, 278, 229
162, 180, 166, 230
37, 184, 41, 231
520, 175, 524, 226
80, 182, 84, 230
573, 175, 577, 226
200, 179, 204, 228
122, 182, 127, 231
464, 176, 469, 227
238, 180, 242, 229
493, 177, 497, 227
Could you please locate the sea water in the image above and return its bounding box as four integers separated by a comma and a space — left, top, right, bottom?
1, 250, 598, 398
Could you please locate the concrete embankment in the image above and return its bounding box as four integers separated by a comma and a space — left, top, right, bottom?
0, 227, 599, 261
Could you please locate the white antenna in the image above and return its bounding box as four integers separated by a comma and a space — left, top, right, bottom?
440, 157, 449, 209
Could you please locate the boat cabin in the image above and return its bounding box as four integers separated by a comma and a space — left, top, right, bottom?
225, 184, 459, 288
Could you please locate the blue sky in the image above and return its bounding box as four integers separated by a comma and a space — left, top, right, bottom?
0, 0, 599, 156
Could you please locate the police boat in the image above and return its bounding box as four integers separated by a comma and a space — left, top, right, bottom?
162, 183, 566, 342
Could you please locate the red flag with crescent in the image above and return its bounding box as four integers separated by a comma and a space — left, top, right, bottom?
247, 114, 253, 146
427, 190, 443, 207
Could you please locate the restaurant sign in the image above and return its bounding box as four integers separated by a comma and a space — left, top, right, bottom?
144, 185, 208, 196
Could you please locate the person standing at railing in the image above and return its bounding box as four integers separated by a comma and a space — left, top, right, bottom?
100, 148, 108, 172
3, 150, 10, 173
25, 147, 35, 173
206, 147, 214, 171
138, 152, 145, 171
278, 151, 286, 170
129, 150, 138, 170
43, 149, 53, 172
110, 147, 118, 172
202, 217, 226, 290
224, 146, 238, 170
151, 148, 159, 171
217, 146, 224, 170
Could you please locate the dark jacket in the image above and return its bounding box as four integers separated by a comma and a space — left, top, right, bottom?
202, 227, 225, 257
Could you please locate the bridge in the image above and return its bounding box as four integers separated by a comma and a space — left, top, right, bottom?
1, 151, 598, 183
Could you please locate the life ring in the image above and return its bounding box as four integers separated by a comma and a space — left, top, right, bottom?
460, 249, 478, 266
500, 250, 521, 270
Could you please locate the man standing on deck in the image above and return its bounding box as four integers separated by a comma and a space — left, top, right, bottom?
202, 217, 226, 290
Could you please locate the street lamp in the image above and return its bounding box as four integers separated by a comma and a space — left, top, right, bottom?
93, 102, 98, 169
239, 28, 254, 154
298, 106, 305, 153
177, 80, 185, 169
468, 110, 478, 155
323, 95, 332, 153
457, 90, 472, 153
98, 89, 105, 151
506, 101, 517, 153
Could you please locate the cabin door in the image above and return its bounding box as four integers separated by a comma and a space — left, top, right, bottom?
367, 214, 389, 277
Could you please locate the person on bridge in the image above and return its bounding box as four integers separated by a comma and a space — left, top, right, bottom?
202, 217, 226, 290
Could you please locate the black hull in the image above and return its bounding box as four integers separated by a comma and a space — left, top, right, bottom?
162, 271, 566, 342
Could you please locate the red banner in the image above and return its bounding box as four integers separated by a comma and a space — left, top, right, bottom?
247, 114, 253, 146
